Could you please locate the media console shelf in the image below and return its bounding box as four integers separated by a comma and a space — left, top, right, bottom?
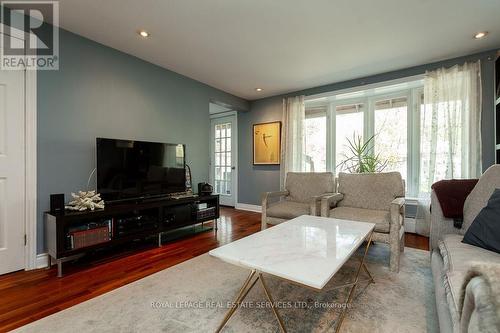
45, 194, 219, 277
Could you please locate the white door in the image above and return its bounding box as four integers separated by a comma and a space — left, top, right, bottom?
210, 115, 237, 206
0, 65, 26, 274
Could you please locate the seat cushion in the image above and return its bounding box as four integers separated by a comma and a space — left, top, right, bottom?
266, 201, 310, 220
329, 206, 391, 233
438, 234, 500, 318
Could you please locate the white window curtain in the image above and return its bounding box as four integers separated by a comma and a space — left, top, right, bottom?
420, 61, 482, 191
416, 60, 482, 236
280, 96, 306, 189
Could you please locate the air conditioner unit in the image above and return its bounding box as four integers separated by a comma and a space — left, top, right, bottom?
404, 199, 418, 234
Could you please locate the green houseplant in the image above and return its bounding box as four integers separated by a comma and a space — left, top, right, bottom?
337, 134, 388, 173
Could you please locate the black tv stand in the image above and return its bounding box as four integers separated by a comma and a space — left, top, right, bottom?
45, 194, 219, 277
103, 192, 198, 205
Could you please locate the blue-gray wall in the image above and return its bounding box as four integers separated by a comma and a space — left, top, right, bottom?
238, 49, 499, 205
37, 29, 248, 253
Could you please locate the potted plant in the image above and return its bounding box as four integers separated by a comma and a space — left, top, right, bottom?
337, 134, 388, 173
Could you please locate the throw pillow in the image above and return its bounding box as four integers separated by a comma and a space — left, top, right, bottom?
463, 188, 500, 254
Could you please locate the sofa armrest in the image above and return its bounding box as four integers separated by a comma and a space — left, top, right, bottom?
390, 197, 405, 223
261, 190, 289, 230
263, 190, 290, 198
261, 190, 289, 209
320, 193, 344, 217
459, 263, 500, 333
391, 197, 405, 207
310, 192, 336, 216
430, 190, 462, 251
388, 197, 405, 236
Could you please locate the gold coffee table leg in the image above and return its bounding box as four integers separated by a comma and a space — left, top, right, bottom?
215, 270, 287, 333
259, 273, 287, 333
215, 269, 257, 333
335, 231, 374, 333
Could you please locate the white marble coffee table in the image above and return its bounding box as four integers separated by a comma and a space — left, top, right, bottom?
209, 215, 375, 333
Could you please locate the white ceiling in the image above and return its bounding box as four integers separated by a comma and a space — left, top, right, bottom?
50, 1, 500, 100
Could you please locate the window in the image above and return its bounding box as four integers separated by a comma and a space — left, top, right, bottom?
419, 97, 464, 193
305, 80, 423, 196
335, 103, 364, 173
214, 122, 232, 195
374, 97, 408, 181
304, 109, 327, 172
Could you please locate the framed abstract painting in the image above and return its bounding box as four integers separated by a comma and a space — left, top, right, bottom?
253, 121, 281, 165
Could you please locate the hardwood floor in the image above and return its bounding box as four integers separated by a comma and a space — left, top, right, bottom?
0, 208, 428, 332
405, 231, 430, 251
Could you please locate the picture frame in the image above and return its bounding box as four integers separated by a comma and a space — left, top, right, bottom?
253, 121, 281, 165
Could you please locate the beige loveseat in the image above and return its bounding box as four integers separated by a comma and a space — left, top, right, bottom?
321, 172, 405, 272
431, 165, 500, 333
261, 172, 335, 230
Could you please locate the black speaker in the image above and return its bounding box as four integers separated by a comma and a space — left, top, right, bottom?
50, 194, 65, 214
198, 182, 213, 196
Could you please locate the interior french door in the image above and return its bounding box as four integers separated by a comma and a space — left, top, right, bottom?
210, 115, 237, 207
0, 49, 26, 274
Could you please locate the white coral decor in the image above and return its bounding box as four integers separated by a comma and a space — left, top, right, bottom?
65, 190, 105, 211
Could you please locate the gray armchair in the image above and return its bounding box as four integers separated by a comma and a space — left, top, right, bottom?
321, 172, 405, 272
261, 172, 335, 230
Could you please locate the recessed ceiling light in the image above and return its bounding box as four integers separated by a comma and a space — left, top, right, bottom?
474, 31, 488, 39
255, 88, 263, 92
138, 30, 150, 38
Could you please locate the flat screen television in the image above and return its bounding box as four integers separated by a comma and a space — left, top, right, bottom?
96, 138, 186, 202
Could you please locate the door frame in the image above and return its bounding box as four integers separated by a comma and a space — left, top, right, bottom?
209, 111, 238, 206
1, 23, 38, 270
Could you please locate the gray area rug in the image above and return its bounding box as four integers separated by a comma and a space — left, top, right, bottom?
16, 244, 438, 333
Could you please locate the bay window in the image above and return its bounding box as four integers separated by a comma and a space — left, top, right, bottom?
305, 80, 423, 197
298, 64, 480, 237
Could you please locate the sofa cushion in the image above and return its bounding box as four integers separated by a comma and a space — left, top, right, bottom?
463, 188, 500, 254
329, 206, 391, 233
266, 201, 310, 220
285, 172, 335, 203
337, 172, 404, 211
438, 234, 500, 317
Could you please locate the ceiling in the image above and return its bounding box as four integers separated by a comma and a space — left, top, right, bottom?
48, 1, 500, 99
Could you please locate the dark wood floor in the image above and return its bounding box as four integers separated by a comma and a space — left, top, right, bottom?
0, 208, 428, 332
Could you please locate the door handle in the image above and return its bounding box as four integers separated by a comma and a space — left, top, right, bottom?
231, 166, 235, 170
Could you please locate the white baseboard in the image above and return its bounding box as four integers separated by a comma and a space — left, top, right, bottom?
235, 203, 262, 213
405, 217, 416, 234
35, 253, 49, 269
